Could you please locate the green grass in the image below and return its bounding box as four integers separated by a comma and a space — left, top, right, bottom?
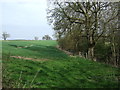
2, 40, 120, 88
2, 40, 67, 60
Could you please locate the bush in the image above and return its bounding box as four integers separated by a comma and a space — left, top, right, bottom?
94, 40, 112, 63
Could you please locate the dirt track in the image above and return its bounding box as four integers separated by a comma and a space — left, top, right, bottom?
10, 56, 49, 61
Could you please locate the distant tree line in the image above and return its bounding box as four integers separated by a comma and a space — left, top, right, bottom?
34, 35, 52, 40
47, 1, 120, 66
2, 33, 52, 41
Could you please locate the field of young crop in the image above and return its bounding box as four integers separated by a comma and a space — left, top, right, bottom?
2, 40, 119, 88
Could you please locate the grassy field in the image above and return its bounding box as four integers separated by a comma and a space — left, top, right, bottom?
2, 40, 119, 88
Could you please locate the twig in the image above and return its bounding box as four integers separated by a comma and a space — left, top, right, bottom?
29, 69, 40, 88
17, 71, 22, 88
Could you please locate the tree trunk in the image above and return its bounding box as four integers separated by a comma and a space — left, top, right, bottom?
111, 35, 117, 66
4, 37, 6, 40
117, 52, 119, 67
88, 46, 96, 61
88, 36, 96, 61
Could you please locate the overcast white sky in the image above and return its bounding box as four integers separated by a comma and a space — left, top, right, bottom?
0, 0, 54, 40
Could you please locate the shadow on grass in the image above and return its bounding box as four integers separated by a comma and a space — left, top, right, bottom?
24, 45, 69, 60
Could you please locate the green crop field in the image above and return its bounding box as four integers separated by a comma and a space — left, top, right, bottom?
2, 40, 119, 88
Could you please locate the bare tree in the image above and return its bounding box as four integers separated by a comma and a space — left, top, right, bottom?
2, 32, 10, 40
47, 1, 118, 61
34, 36, 39, 40
42, 35, 52, 40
